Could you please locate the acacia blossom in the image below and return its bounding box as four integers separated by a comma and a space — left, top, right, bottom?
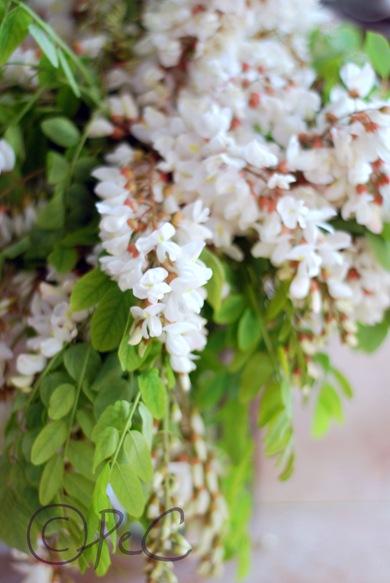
93, 146, 212, 384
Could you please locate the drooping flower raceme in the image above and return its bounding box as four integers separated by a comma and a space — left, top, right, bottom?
93, 148, 212, 385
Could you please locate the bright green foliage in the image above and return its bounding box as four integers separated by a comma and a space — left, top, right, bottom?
48, 383, 76, 419
0, 6, 31, 66
365, 32, 390, 78
39, 455, 64, 504
41, 117, 80, 148
70, 268, 113, 311
91, 288, 133, 352
312, 383, 344, 438
138, 368, 168, 419
31, 420, 68, 465
202, 248, 226, 311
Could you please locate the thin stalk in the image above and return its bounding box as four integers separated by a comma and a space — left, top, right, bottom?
110, 391, 141, 472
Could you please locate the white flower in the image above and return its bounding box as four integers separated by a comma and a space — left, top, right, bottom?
268, 173, 295, 189
287, 244, 322, 299
108, 93, 138, 121
16, 353, 46, 376
106, 143, 135, 166
0, 139, 15, 174
277, 196, 309, 229
130, 303, 164, 342
241, 140, 278, 168
340, 63, 376, 98
133, 267, 171, 303
136, 223, 181, 262
87, 117, 115, 138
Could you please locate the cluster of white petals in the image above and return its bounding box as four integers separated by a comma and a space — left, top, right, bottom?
97, 0, 388, 347
86, 0, 390, 371
13, 276, 88, 388
93, 146, 212, 381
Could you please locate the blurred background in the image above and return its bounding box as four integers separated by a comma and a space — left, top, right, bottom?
323, 0, 390, 34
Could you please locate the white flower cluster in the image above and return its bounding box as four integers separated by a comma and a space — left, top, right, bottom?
13, 275, 88, 388
105, 0, 390, 344
93, 146, 212, 381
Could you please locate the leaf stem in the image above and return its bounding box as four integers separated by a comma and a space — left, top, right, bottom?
110, 391, 141, 472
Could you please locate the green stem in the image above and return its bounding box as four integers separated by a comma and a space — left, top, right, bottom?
26, 346, 66, 409
110, 391, 141, 472
163, 402, 171, 511
247, 284, 278, 365
11, 87, 45, 126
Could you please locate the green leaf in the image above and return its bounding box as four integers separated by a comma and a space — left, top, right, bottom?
0, 7, 31, 66
92, 464, 110, 514
28, 23, 59, 67
36, 190, 64, 230
110, 463, 145, 518
357, 318, 389, 353
367, 233, 390, 271
138, 368, 167, 419
48, 383, 76, 420
48, 245, 78, 273
382, 223, 390, 241
31, 420, 67, 465
76, 409, 95, 439
40, 371, 73, 406
0, 458, 40, 552
264, 411, 291, 456
123, 430, 153, 482
41, 117, 80, 148
258, 383, 284, 427
365, 32, 390, 78
64, 472, 93, 506
70, 268, 113, 312
39, 455, 64, 504
332, 368, 353, 399
139, 403, 153, 450
201, 248, 225, 311
312, 383, 344, 438
58, 50, 81, 98
279, 452, 295, 481
237, 308, 261, 351
64, 343, 101, 385
91, 287, 133, 352
93, 378, 133, 418
118, 336, 144, 372
67, 440, 94, 479
266, 280, 291, 320
215, 294, 246, 324
47, 152, 69, 185
239, 353, 273, 402
92, 400, 131, 442
93, 427, 119, 472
